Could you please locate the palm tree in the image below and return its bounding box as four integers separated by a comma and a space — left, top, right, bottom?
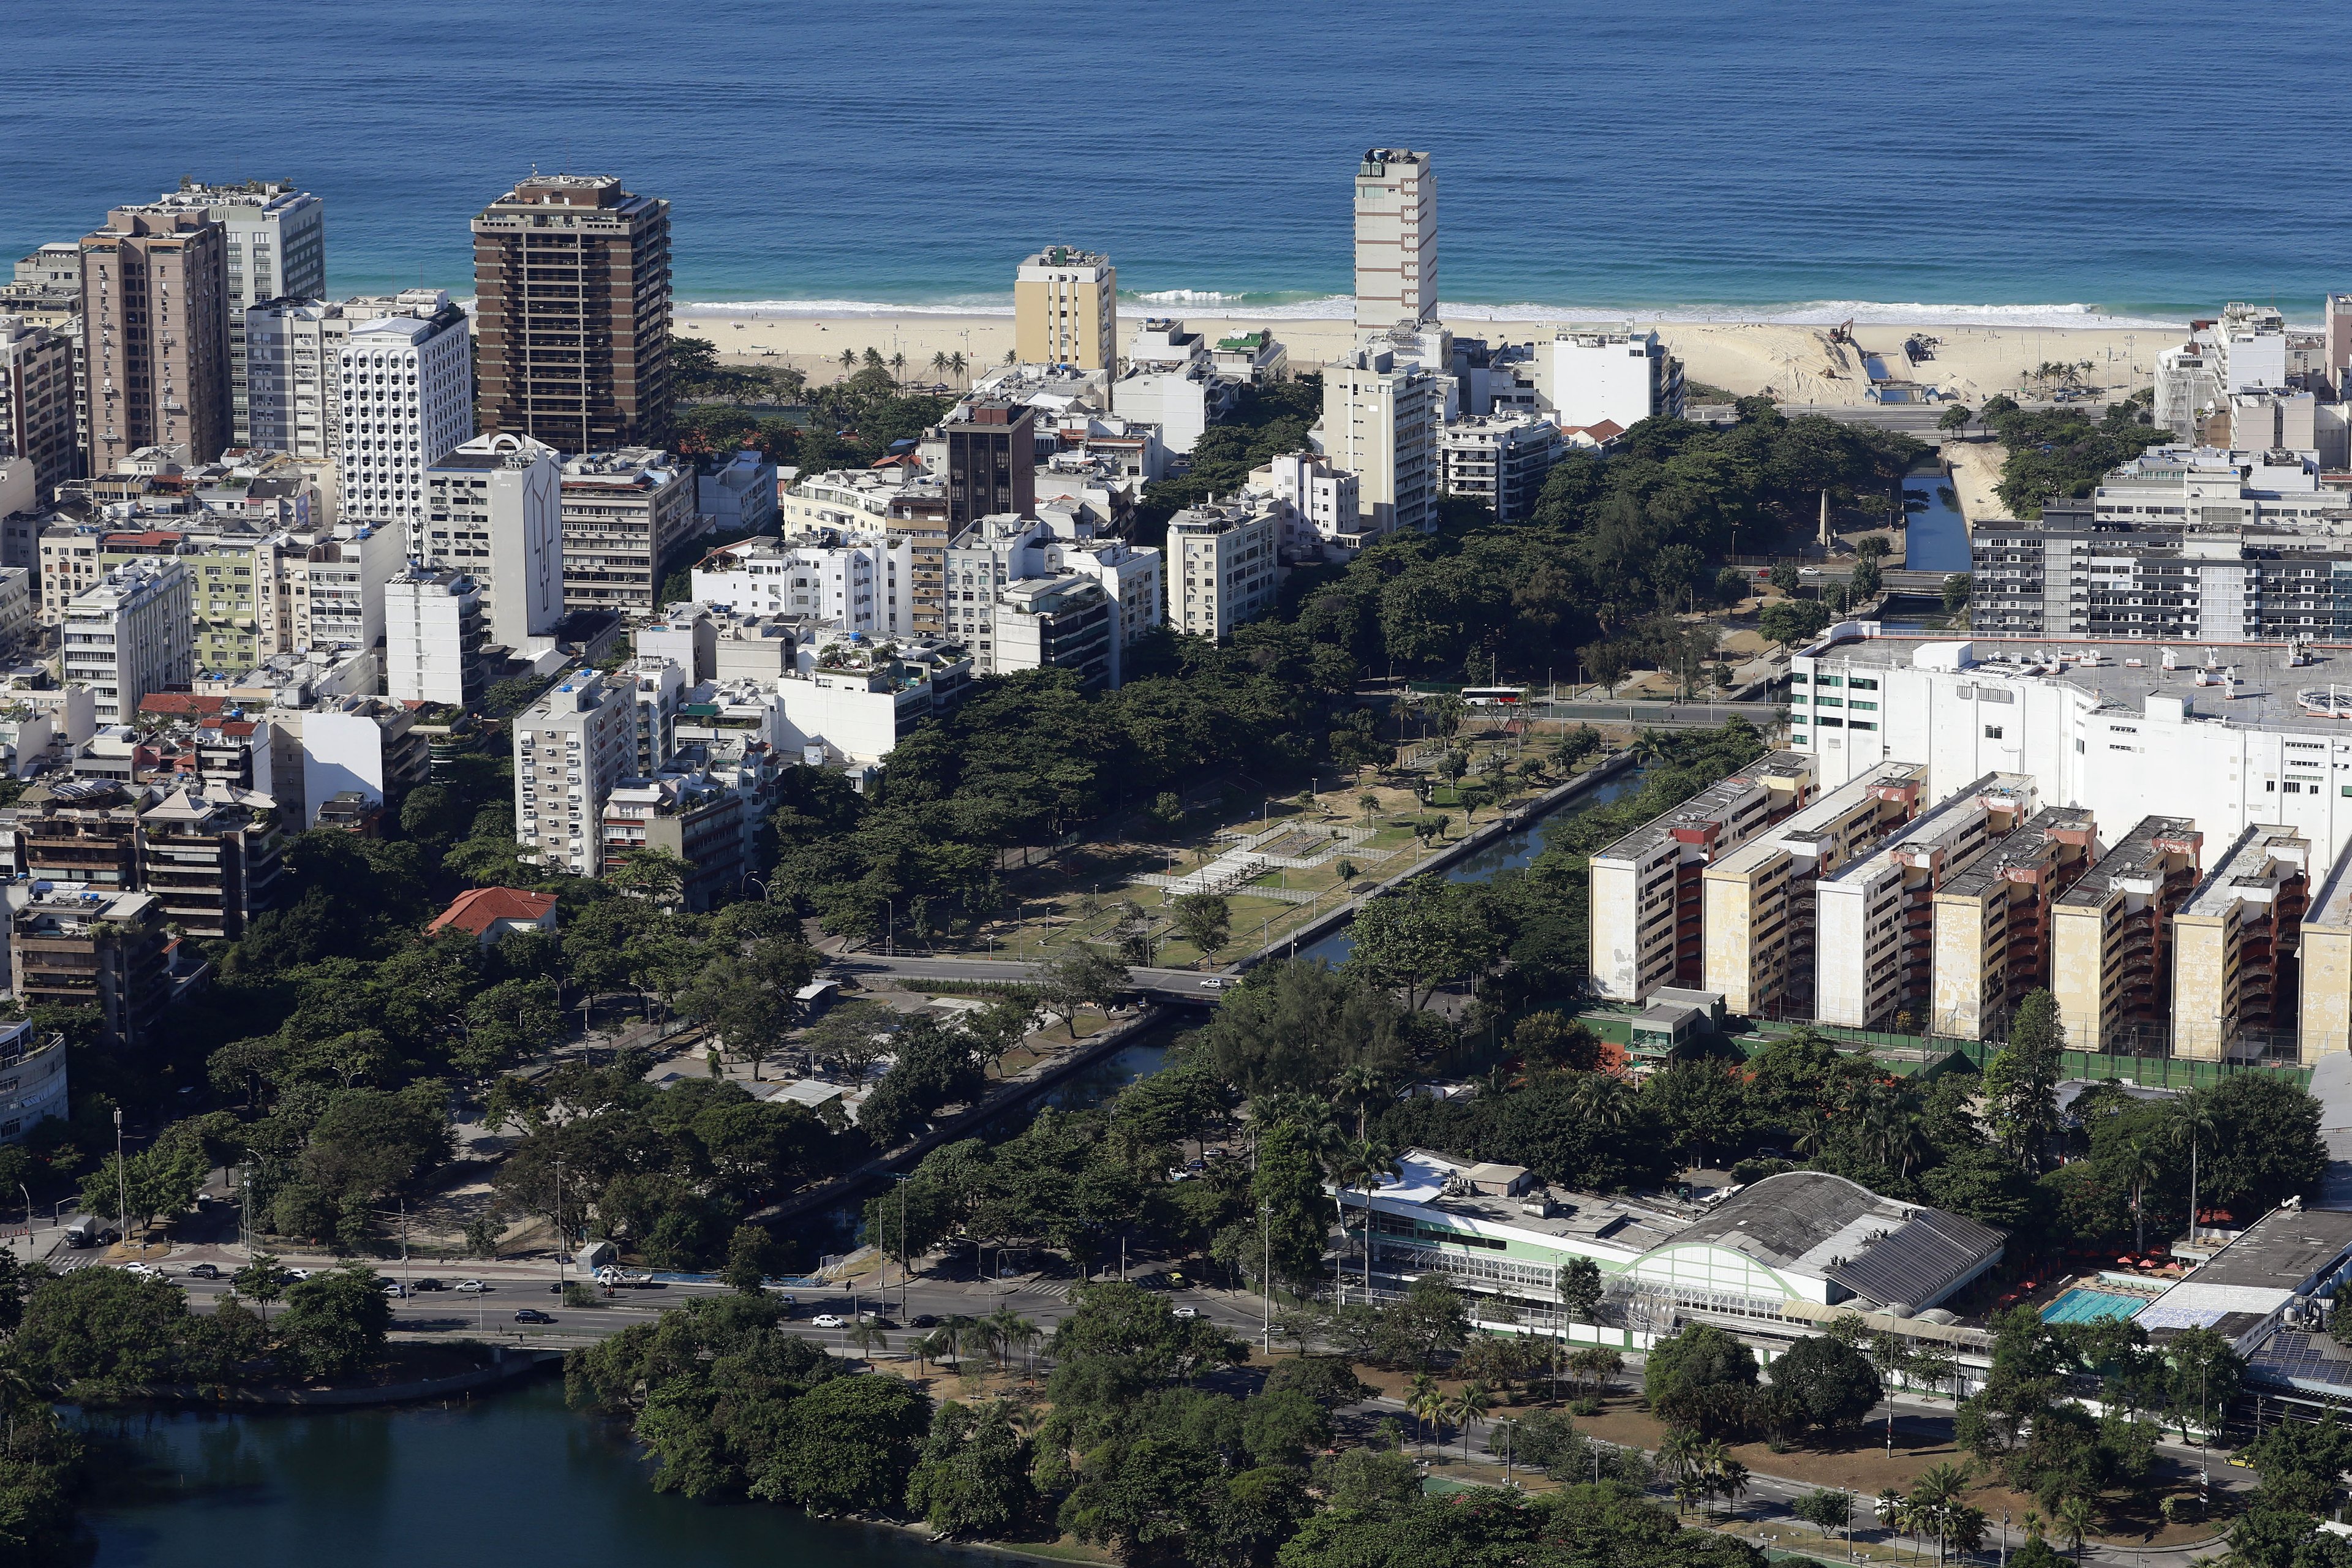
2172, 1090, 2218, 1247
2119, 1136, 2165, 1254
1450, 1382, 1490, 1463
1877, 1489, 1909, 1547
930, 350, 949, 382
949, 350, 968, 385
848, 1320, 891, 1360
2056, 1496, 2095, 1560
1910, 1463, 1971, 1568
1661, 1428, 1706, 1512
1572, 1073, 1637, 1138
1357, 790, 1380, 827
1349, 1137, 1397, 1296
889, 351, 907, 385
1630, 728, 1673, 766
1408, 1372, 1442, 1445
1867, 1332, 1912, 1454
1332, 1064, 1385, 1138
837, 347, 856, 371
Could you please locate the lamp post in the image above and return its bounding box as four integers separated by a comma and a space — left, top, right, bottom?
113, 1108, 126, 1248
1259, 1201, 1272, 1354
554, 1157, 566, 1296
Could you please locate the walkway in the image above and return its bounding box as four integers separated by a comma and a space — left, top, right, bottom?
2307, 1050, 2352, 1211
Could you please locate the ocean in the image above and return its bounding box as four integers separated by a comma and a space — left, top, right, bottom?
6, 1, 2345, 326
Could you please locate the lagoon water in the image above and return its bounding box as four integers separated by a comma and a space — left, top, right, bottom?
81, 1379, 992, 1568
7, 2, 2348, 321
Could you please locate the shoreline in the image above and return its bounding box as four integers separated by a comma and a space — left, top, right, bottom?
681, 307, 2166, 410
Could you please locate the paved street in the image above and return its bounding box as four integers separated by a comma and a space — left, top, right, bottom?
829, 952, 1234, 997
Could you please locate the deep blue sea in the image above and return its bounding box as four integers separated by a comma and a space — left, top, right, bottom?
7, 2, 2345, 326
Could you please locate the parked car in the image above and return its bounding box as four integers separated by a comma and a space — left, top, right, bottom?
412, 1278, 445, 1292
186, 1262, 222, 1281
454, 1279, 489, 1294
811, 1313, 845, 1329
514, 1308, 555, 1324
861, 1314, 899, 1329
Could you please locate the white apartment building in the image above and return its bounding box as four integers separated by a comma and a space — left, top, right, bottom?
1322, 345, 1440, 538
1254, 451, 1362, 556
1167, 500, 1281, 641
2155, 341, 2221, 443
778, 653, 946, 765
698, 448, 778, 534
243, 300, 342, 459
514, 673, 636, 876
62, 559, 192, 723
778, 467, 918, 535
1353, 149, 1436, 331
945, 514, 1044, 674
995, 575, 1114, 688
1441, 415, 1563, 526
1046, 535, 1161, 687
1542, 330, 1684, 431
2214, 303, 2290, 397
140, 182, 325, 448
692, 532, 913, 634
286, 522, 402, 654
622, 655, 688, 774
0, 315, 78, 503
383, 566, 486, 705
1112, 361, 1234, 456
1794, 628, 2352, 878
340, 295, 474, 543
423, 432, 564, 653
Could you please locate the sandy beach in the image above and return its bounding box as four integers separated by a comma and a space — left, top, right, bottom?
679, 303, 2167, 411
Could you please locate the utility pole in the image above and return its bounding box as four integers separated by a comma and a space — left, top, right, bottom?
113, 1108, 126, 1247
554, 1158, 566, 1296
1259, 1202, 1272, 1354
401, 1199, 412, 1297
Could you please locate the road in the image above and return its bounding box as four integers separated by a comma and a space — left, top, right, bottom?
829, 953, 1235, 997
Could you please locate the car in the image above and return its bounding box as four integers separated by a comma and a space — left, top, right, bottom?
514, 1308, 555, 1324
123, 1262, 169, 1279
186, 1262, 222, 1281
412, 1277, 445, 1292
910, 1314, 940, 1329
1172, 1305, 1200, 1320
1198, 976, 1235, 990
454, 1279, 489, 1294
810, 1313, 845, 1328
549, 1283, 565, 1294
1798, 567, 1822, 578
381, 1280, 408, 1297
861, 1314, 899, 1329
284, 1267, 312, 1281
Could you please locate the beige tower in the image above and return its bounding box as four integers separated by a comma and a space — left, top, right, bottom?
1354, 149, 1436, 331
1015, 247, 1116, 371
79, 206, 230, 469
2171, 824, 2309, 1061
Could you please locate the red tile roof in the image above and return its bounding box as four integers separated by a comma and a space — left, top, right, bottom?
428, 886, 559, 937
140, 693, 228, 717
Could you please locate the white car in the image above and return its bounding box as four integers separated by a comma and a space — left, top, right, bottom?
284, 1268, 312, 1281
380, 1280, 408, 1297
453, 1279, 489, 1294
123, 1262, 169, 1279
1172, 1305, 1200, 1320
811, 1313, 845, 1329
1198, 977, 1235, 990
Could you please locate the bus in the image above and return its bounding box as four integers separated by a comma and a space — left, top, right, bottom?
1461, 686, 1528, 707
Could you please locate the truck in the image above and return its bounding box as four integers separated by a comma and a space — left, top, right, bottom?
62, 1217, 114, 1248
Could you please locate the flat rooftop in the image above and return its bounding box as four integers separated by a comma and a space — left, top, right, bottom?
1822, 771, 2032, 888
2183, 823, 2308, 919
2182, 1203, 2352, 1293
2056, 815, 2201, 909
1801, 633, 2352, 738
2309, 835, 2352, 929
1593, 750, 1810, 865
1939, 805, 2096, 900
1706, 760, 1925, 879
1360, 1149, 1687, 1256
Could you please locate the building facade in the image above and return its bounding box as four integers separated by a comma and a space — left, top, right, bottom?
942, 402, 1037, 527
142, 183, 325, 447
1322, 345, 1439, 538
0, 317, 78, 502
513, 672, 635, 875
423, 432, 564, 652
337, 293, 475, 537
1352, 149, 1436, 331
1166, 501, 1281, 641
1014, 247, 1116, 371
63, 559, 192, 723
80, 205, 230, 470
383, 567, 491, 705
472, 173, 673, 452
2050, 816, 2203, 1054
1441, 414, 1562, 525
558, 448, 696, 616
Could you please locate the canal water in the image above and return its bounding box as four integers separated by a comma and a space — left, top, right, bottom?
1902, 464, 1970, 573
1292, 767, 1645, 968
80, 1379, 992, 1568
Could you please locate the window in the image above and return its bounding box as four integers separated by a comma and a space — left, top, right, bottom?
1985, 725, 2004, 739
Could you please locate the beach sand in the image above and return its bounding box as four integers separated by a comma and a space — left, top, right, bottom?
679, 303, 2167, 412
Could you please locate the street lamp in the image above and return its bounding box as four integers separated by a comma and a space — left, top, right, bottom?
113, 1108, 126, 1248
1259, 1201, 1272, 1354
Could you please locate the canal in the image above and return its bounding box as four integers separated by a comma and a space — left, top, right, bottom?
80, 1379, 992, 1568
1902, 463, 1970, 573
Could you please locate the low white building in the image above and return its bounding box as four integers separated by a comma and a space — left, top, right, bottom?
1048, 535, 1161, 687
1255, 451, 1363, 557
777, 654, 944, 765
1112, 361, 1235, 456
300, 695, 429, 826
698, 448, 779, 534
383, 566, 488, 705
1541, 329, 1684, 431
692, 532, 913, 635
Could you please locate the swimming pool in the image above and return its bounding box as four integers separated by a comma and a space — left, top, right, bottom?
2041, 1287, 2149, 1325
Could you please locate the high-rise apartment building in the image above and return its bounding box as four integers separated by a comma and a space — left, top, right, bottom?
1927, 805, 2097, 1042
338, 294, 474, 540
558, 447, 695, 616
513, 672, 636, 876
2, 246, 89, 498
2051, 816, 2202, 1053
62, 558, 194, 724
1439, 414, 1562, 525
384, 566, 491, 705
138, 183, 325, 447
79, 206, 230, 470
943, 402, 1036, 526
422, 432, 564, 652
2172, 823, 2309, 1061
1322, 345, 1439, 538
1353, 149, 1436, 331
0, 317, 79, 502
472, 173, 673, 453
1014, 247, 1117, 371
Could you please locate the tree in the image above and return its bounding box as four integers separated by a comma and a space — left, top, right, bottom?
1449, 1381, 1491, 1461
1768, 1333, 1884, 1438
906, 1400, 1037, 1539
1343, 878, 1498, 1012
13, 1268, 186, 1390
2054, 1495, 2094, 1559
1556, 1256, 1605, 1325
605, 845, 692, 907
1849, 558, 1883, 600
1645, 1322, 1758, 1438
1376, 1275, 1470, 1371
1169, 893, 1231, 967
721, 1223, 782, 1294
1943, 573, 1973, 618
755, 1371, 931, 1513
1855, 533, 1891, 562
277, 1265, 393, 1378
1036, 944, 1131, 1038
1938, 405, 1973, 434
1985, 990, 2065, 1169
